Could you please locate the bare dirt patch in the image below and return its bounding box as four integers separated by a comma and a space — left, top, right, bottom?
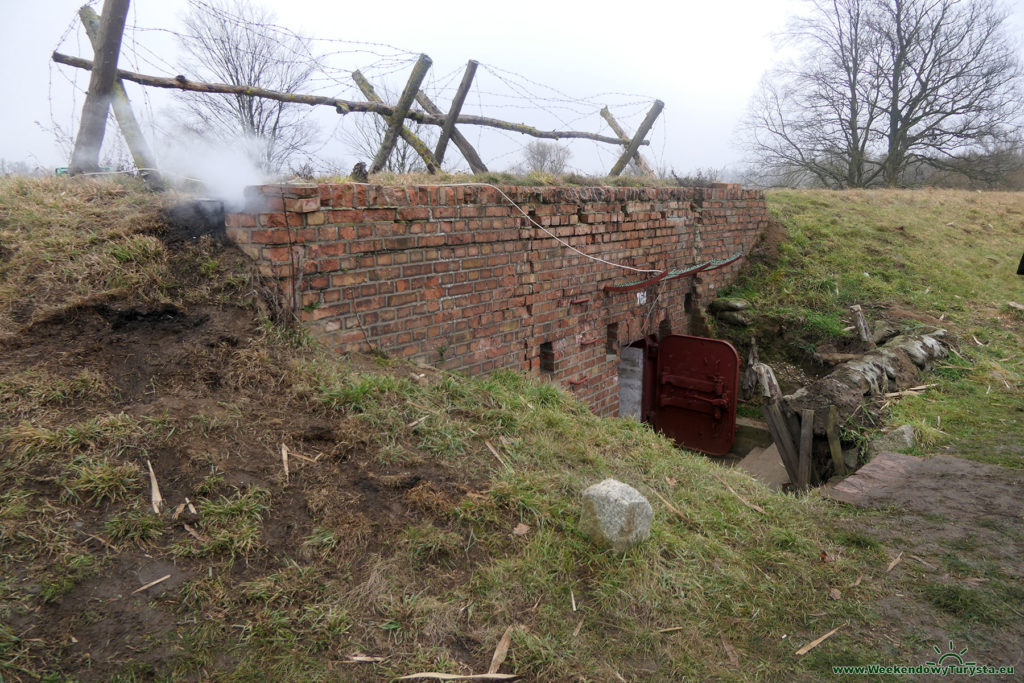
825, 453, 1024, 671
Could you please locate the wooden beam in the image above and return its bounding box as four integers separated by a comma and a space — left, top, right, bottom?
69, 0, 132, 174
608, 100, 663, 177
433, 60, 479, 168
798, 408, 815, 491
826, 405, 847, 476
763, 401, 801, 485
414, 90, 487, 173
52, 52, 646, 147
351, 69, 437, 174
370, 54, 434, 174
78, 5, 160, 187
600, 106, 653, 175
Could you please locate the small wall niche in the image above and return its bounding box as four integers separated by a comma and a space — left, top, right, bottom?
605, 323, 619, 359
539, 341, 555, 374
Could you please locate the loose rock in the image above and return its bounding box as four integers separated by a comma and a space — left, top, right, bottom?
709, 298, 751, 313
579, 479, 653, 553
869, 425, 917, 455
717, 311, 753, 326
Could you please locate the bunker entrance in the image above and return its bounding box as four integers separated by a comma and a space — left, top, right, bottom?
617, 334, 740, 456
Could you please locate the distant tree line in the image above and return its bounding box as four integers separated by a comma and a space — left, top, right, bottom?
744, 0, 1024, 189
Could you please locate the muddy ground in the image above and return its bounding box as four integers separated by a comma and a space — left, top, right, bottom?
0, 299, 488, 680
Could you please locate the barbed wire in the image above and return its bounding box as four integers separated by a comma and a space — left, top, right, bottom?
48, 0, 667, 175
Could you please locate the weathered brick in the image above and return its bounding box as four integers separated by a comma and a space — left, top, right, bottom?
227, 182, 767, 415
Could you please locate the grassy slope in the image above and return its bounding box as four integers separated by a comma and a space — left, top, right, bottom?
727, 189, 1024, 466
0, 178, 1020, 681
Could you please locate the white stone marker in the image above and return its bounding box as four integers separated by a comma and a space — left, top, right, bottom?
579, 479, 653, 553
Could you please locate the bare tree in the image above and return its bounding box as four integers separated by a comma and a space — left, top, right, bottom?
176, 0, 318, 173
744, 0, 1022, 187
513, 141, 571, 175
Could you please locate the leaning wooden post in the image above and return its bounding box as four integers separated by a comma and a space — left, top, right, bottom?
763, 401, 801, 485
850, 305, 874, 347
369, 54, 434, 174
826, 405, 847, 476
69, 0, 132, 174
352, 70, 438, 174
79, 6, 161, 187
608, 99, 663, 177
600, 106, 653, 175
415, 90, 488, 173
433, 60, 480, 169
798, 408, 815, 491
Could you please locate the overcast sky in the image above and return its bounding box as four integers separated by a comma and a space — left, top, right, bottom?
3, 0, 1023, 179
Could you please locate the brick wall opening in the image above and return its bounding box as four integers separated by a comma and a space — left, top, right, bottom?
605, 322, 619, 359
618, 341, 646, 420
539, 341, 555, 375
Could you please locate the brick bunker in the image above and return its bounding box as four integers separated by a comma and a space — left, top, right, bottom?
225, 182, 768, 416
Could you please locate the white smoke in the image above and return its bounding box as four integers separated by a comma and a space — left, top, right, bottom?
157, 133, 275, 210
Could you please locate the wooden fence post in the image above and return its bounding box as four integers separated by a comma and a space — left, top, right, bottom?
430, 60, 484, 171
69, 0, 132, 174
826, 406, 847, 476
608, 99, 663, 177
850, 305, 873, 346
78, 5, 161, 187
798, 409, 815, 490
369, 54, 434, 174
600, 106, 653, 175
352, 70, 438, 174
414, 87, 487, 173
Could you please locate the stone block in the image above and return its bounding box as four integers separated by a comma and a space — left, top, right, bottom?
579, 479, 653, 553
869, 424, 917, 455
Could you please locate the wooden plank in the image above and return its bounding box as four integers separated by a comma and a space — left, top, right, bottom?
850, 305, 873, 346
741, 338, 759, 399
352, 70, 437, 173
599, 106, 653, 175
826, 405, 847, 476
763, 401, 801, 484
414, 90, 488, 174
370, 54, 434, 174
78, 6, 161, 187
53, 52, 645, 147
608, 99, 663, 177
798, 408, 815, 490
431, 60, 484, 170
69, 0, 132, 174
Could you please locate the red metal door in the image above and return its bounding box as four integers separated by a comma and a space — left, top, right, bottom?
647, 335, 739, 456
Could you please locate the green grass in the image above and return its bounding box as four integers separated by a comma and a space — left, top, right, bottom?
175, 487, 271, 559
104, 508, 165, 546
725, 189, 1024, 466
1, 178, 1021, 680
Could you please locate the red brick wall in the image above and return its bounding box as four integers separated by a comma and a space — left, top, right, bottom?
225, 182, 767, 416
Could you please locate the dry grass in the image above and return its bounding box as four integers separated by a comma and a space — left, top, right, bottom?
0, 175, 254, 332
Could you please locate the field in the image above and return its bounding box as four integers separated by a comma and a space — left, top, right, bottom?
0, 177, 1021, 681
